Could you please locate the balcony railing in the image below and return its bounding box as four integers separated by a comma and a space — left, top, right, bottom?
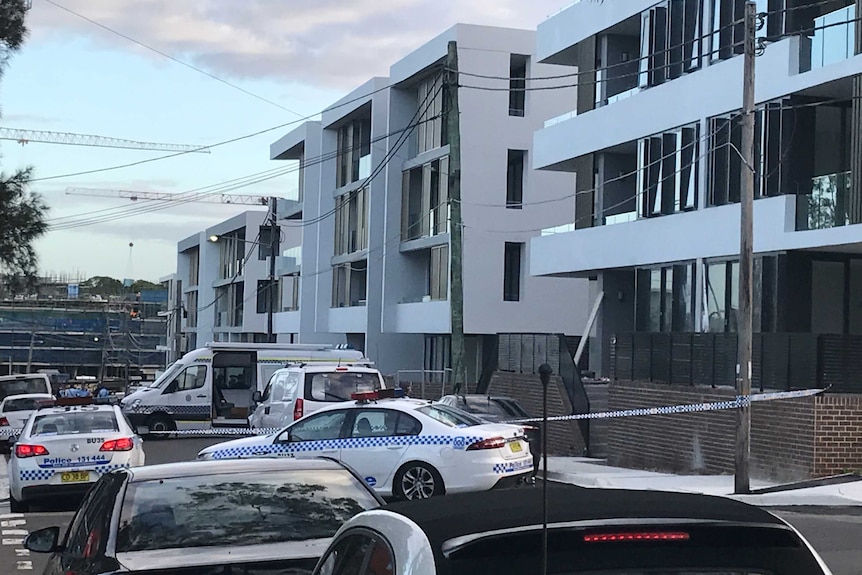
797, 171, 852, 230
805, 4, 857, 71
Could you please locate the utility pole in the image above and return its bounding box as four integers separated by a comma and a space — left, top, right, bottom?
446, 41, 466, 394
735, 0, 757, 495
26, 331, 35, 373
267, 197, 279, 343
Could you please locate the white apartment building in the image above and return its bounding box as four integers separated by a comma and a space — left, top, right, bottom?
268, 24, 591, 378
530, 0, 862, 391
175, 210, 303, 352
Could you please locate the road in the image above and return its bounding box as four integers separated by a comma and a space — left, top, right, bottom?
1, 439, 862, 574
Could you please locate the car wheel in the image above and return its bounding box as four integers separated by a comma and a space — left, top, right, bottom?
146, 414, 175, 438
10, 494, 28, 513
393, 462, 444, 501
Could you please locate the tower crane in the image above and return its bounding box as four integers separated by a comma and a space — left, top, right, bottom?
65, 187, 269, 205
1, 128, 210, 153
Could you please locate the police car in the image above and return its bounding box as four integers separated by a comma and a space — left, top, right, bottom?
198, 389, 534, 500
8, 400, 145, 512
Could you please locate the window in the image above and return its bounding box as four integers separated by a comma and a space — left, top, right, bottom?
506, 150, 525, 209
257, 225, 279, 261
213, 351, 256, 391
509, 54, 527, 117
186, 247, 199, 287
337, 117, 372, 188
348, 410, 421, 438
636, 263, 696, 332
215, 283, 244, 327
116, 469, 379, 553
281, 410, 348, 442
281, 274, 300, 311
256, 279, 278, 314
64, 477, 120, 560
402, 158, 449, 241
640, 0, 704, 88
318, 531, 395, 575
306, 371, 382, 402
217, 230, 246, 280
637, 124, 699, 218
332, 261, 368, 308
165, 364, 207, 393
503, 242, 523, 302
335, 187, 369, 256
416, 74, 447, 154
185, 291, 198, 328
429, 245, 449, 301
416, 404, 483, 428
32, 411, 120, 435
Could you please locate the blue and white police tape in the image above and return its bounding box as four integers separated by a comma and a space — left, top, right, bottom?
0, 387, 825, 439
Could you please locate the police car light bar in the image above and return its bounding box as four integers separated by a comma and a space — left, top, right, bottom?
350, 388, 406, 402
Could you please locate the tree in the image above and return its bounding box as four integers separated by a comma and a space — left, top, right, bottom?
0, 1, 47, 286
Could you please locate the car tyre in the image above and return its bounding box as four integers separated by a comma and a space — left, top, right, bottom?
10, 494, 28, 513
393, 462, 444, 501
145, 414, 175, 439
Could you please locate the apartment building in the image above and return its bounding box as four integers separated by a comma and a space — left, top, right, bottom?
269, 24, 591, 378
530, 0, 862, 391
175, 210, 302, 351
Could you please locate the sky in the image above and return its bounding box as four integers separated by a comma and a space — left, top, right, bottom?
1, 0, 570, 282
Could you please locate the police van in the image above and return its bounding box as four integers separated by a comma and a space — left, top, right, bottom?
120, 342, 370, 434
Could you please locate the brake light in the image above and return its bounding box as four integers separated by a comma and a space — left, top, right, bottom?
293, 398, 304, 421
100, 437, 134, 452
466, 437, 506, 451
0, 417, 8, 426
335, 367, 349, 371
15, 444, 49, 458
583, 532, 690, 543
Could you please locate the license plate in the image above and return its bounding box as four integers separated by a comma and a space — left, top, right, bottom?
60, 471, 90, 483
509, 441, 523, 453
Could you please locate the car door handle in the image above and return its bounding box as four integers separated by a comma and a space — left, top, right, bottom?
251, 450, 270, 456
196, 394, 207, 398
318, 450, 338, 455
387, 445, 406, 450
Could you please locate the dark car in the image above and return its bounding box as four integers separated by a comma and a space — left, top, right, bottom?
24, 457, 385, 575
312, 482, 834, 575
437, 394, 541, 475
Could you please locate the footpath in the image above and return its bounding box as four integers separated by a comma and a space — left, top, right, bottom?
546, 457, 862, 507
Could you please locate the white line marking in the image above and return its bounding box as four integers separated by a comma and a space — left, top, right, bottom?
0, 513, 24, 520
2, 538, 24, 545
1, 519, 25, 527
15, 549, 29, 557
2, 529, 28, 536
16, 560, 32, 570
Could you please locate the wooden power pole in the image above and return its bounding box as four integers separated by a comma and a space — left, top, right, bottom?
267, 197, 279, 343
735, 0, 757, 495
445, 41, 466, 394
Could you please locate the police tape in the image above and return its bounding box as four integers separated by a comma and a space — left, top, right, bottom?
0, 387, 827, 439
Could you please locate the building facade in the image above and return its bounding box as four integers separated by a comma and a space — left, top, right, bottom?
530, 0, 862, 391
267, 24, 591, 379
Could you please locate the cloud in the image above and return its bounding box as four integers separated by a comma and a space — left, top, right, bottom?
27, 0, 568, 89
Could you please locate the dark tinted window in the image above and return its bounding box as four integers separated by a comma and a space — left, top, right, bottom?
0, 377, 51, 400
317, 531, 394, 575
64, 475, 122, 559
2, 396, 52, 412
31, 411, 118, 436
116, 469, 378, 552
307, 372, 382, 402
461, 398, 513, 419
416, 405, 483, 428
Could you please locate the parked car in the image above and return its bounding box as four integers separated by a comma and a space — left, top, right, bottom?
437, 394, 541, 475
200, 389, 534, 500
23, 457, 384, 575
312, 482, 834, 575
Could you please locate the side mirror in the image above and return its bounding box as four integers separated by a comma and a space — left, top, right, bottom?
7, 434, 18, 446
24, 526, 60, 554
252, 391, 262, 403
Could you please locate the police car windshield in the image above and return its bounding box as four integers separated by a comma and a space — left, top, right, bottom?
116, 469, 379, 552
31, 412, 119, 436
0, 377, 49, 400
417, 405, 484, 428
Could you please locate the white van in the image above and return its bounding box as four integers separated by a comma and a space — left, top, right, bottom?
120, 342, 368, 434
0, 374, 55, 401
248, 363, 386, 430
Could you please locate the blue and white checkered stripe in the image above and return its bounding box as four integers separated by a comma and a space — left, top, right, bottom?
19, 462, 131, 482
143, 387, 827, 438
206, 434, 485, 459
124, 404, 210, 417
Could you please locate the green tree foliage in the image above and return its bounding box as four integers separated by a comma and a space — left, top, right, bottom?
0, 0, 48, 284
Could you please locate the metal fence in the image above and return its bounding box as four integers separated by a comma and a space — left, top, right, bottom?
611, 332, 862, 393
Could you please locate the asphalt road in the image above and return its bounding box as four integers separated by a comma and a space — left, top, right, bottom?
1, 439, 862, 574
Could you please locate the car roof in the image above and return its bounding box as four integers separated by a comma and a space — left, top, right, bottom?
35, 404, 117, 416
125, 456, 351, 483
383, 483, 785, 566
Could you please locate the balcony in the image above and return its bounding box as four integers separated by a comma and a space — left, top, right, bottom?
802, 3, 857, 72
797, 171, 853, 231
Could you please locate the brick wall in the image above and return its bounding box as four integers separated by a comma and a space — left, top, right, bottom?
607, 382, 816, 482
814, 394, 862, 475
487, 371, 586, 456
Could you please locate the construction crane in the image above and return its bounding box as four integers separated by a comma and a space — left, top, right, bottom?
1, 128, 210, 153
65, 187, 269, 205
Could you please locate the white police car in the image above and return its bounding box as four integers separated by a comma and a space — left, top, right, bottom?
198, 389, 534, 500
8, 400, 145, 512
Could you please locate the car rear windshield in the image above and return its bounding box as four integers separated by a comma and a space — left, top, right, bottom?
460, 398, 517, 419
3, 397, 51, 412
306, 372, 382, 402
0, 377, 50, 400
116, 469, 380, 552
416, 405, 484, 428
30, 411, 119, 435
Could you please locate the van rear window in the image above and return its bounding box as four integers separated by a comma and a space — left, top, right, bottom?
306, 372, 382, 402
0, 376, 51, 400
